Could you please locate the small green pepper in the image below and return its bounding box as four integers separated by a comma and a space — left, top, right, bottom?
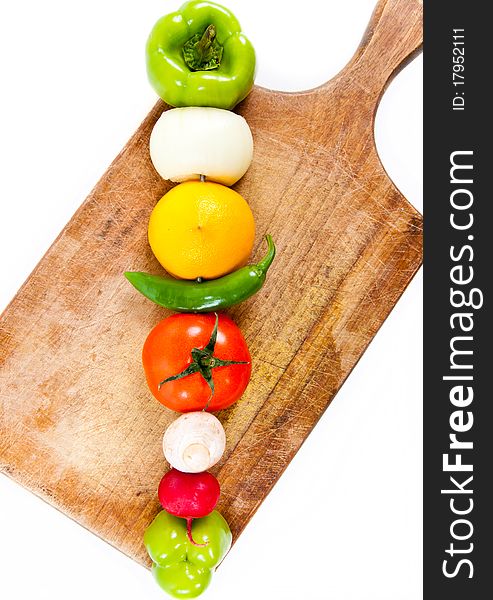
125, 234, 275, 313
146, 0, 256, 109
144, 509, 232, 598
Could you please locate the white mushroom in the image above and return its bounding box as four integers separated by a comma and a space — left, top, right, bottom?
163, 412, 226, 473
150, 107, 254, 186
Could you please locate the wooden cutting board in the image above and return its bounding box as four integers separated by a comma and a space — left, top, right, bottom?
0, 0, 422, 567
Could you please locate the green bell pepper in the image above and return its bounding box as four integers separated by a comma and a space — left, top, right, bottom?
144, 509, 232, 598
146, 1, 256, 109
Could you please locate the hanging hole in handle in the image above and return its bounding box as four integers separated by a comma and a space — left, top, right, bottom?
374, 54, 423, 214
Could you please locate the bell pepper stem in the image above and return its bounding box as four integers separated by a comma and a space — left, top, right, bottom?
183, 24, 223, 71
195, 24, 216, 63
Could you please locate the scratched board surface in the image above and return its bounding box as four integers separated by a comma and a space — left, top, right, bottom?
0, 0, 422, 566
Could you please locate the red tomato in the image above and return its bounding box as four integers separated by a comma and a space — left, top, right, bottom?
142, 313, 251, 412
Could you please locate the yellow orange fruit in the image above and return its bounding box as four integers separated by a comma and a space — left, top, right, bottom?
148, 181, 255, 280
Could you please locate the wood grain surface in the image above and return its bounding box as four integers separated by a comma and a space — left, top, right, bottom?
0, 0, 422, 567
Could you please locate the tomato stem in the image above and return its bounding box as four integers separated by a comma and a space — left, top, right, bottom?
158, 314, 249, 409
202, 390, 214, 412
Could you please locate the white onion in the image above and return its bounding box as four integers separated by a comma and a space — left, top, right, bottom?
149, 107, 253, 186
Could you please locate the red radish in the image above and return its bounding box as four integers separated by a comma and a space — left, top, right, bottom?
158, 468, 220, 547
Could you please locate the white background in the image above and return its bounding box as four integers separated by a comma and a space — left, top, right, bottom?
0, 1, 422, 599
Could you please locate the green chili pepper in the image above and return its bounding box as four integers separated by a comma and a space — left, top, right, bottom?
146, 0, 256, 109
125, 234, 275, 313
144, 509, 232, 598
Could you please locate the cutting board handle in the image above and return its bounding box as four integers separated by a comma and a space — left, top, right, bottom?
343, 0, 423, 100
